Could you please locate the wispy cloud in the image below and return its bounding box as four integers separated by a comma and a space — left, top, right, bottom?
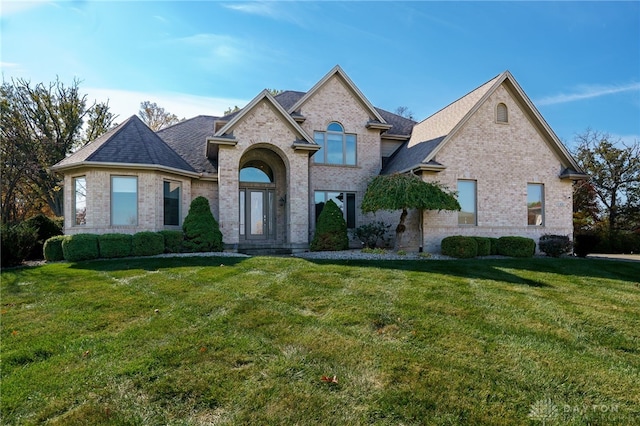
537, 82, 640, 105
221, 1, 305, 26
85, 87, 248, 121
0, 0, 52, 17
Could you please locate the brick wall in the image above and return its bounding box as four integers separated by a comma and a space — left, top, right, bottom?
419, 84, 574, 252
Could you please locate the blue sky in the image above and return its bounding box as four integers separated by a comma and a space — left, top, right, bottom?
2, 1, 639, 148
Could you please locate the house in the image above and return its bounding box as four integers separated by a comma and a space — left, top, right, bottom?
52, 65, 587, 253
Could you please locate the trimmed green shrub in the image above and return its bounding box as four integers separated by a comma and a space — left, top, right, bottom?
43, 235, 66, 261
473, 237, 492, 256
99, 233, 133, 258
182, 196, 223, 252
23, 214, 63, 260
497, 236, 535, 258
489, 238, 499, 255
538, 234, 573, 257
131, 232, 164, 257
159, 230, 184, 253
1, 222, 38, 267
310, 199, 349, 251
62, 234, 100, 262
441, 236, 478, 258
352, 221, 390, 249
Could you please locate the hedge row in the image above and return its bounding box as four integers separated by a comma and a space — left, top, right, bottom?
441, 235, 536, 258
44, 230, 186, 262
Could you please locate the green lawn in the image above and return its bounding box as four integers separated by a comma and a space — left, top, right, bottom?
1, 256, 639, 425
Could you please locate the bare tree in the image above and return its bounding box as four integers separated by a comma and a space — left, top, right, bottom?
138, 101, 180, 131
394, 106, 415, 121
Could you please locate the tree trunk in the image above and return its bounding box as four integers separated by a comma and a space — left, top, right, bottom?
394, 208, 408, 251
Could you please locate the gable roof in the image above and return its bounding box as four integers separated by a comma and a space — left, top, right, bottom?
208, 90, 317, 156
383, 71, 586, 176
52, 115, 196, 174
287, 65, 388, 125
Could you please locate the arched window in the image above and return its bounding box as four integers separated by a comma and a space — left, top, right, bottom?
239, 161, 273, 183
496, 103, 508, 123
313, 122, 356, 165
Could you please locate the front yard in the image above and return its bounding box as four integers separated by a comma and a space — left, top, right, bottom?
2, 256, 639, 425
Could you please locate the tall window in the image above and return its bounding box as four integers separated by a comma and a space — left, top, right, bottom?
73, 176, 86, 226
457, 180, 477, 225
527, 183, 544, 226
314, 191, 356, 229
111, 176, 138, 226
313, 122, 356, 165
163, 181, 181, 226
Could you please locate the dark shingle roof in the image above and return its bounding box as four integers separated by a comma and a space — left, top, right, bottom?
381, 136, 445, 174
375, 107, 416, 136
274, 90, 306, 111
54, 115, 194, 172
156, 115, 219, 173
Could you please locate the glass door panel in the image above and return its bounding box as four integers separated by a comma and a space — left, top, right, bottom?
250, 190, 265, 237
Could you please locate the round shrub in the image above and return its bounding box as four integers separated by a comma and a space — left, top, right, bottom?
23, 214, 63, 260
441, 236, 478, 258
62, 234, 100, 262
159, 230, 184, 253
182, 196, 223, 252
352, 221, 390, 249
310, 199, 349, 251
43, 235, 66, 261
538, 234, 573, 258
497, 236, 535, 258
131, 232, 165, 257
473, 237, 491, 256
99, 233, 133, 258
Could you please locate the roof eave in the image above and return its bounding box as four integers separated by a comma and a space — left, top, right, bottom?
559, 172, 589, 181
50, 161, 216, 180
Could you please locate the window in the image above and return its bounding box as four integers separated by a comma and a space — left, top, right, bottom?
314, 191, 356, 229
313, 122, 357, 165
457, 180, 477, 225
73, 176, 86, 226
527, 183, 544, 226
497, 103, 508, 123
111, 176, 138, 225
163, 181, 181, 226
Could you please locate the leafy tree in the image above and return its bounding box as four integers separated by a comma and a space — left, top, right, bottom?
310, 199, 349, 251
573, 129, 640, 237
1, 77, 114, 222
361, 173, 460, 250
84, 100, 117, 143
267, 88, 284, 96
138, 101, 180, 131
573, 179, 600, 233
223, 105, 241, 116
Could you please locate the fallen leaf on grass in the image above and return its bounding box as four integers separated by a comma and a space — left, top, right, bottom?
321, 375, 338, 384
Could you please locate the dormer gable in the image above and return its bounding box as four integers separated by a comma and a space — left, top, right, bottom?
288, 65, 388, 128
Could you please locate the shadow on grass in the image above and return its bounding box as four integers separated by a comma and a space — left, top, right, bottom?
302, 257, 640, 287
69, 255, 249, 272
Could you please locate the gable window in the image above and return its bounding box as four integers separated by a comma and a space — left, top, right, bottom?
313, 122, 356, 165
315, 191, 356, 229
527, 183, 544, 226
496, 103, 508, 123
73, 176, 86, 226
163, 181, 181, 226
111, 176, 138, 226
457, 180, 477, 225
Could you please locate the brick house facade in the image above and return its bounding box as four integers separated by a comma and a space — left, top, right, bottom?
52, 66, 586, 253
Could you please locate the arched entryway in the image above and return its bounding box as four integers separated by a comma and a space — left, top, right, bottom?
238, 147, 287, 249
